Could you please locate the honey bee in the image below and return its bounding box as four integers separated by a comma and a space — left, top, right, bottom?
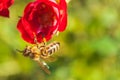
17, 40, 60, 74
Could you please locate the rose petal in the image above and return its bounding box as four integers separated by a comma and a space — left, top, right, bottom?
0, 0, 14, 17
0, 9, 9, 17
17, 0, 67, 44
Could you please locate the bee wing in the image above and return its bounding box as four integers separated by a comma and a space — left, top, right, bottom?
42, 56, 57, 62
36, 60, 51, 74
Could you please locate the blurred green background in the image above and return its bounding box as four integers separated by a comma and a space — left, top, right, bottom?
0, 0, 120, 80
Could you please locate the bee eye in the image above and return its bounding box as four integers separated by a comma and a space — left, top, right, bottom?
23, 49, 31, 56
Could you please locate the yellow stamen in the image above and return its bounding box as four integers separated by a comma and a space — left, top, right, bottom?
55, 0, 60, 4
56, 0, 71, 4
66, 0, 71, 3
56, 31, 59, 36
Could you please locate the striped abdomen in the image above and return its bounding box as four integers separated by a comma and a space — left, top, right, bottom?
46, 42, 60, 55
40, 42, 60, 58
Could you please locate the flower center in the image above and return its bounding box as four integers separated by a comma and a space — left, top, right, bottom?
37, 3, 56, 28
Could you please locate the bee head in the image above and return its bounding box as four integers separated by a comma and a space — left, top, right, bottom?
23, 46, 32, 57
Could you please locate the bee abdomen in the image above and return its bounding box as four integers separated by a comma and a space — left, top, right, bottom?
46, 42, 60, 55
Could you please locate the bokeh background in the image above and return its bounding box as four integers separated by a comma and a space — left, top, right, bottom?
0, 0, 120, 80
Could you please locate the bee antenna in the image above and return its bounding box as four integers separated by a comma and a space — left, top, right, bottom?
16, 49, 24, 53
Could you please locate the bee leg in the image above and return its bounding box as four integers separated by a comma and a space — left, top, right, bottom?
42, 37, 49, 56
41, 34, 47, 45
33, 32, 39, 45
42, 37, 47, 46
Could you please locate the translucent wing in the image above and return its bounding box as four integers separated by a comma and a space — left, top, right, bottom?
36, 60, 51, 74
41, 56, 57, 62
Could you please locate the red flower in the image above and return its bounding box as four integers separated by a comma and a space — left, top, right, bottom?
0, 0, 14, 17
17, 0, 67, 44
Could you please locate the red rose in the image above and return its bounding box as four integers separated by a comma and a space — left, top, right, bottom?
17, 0, 67, 44
0, 0, 14, 17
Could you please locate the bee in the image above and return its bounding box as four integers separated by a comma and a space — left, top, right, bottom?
17, 39, 60, 74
